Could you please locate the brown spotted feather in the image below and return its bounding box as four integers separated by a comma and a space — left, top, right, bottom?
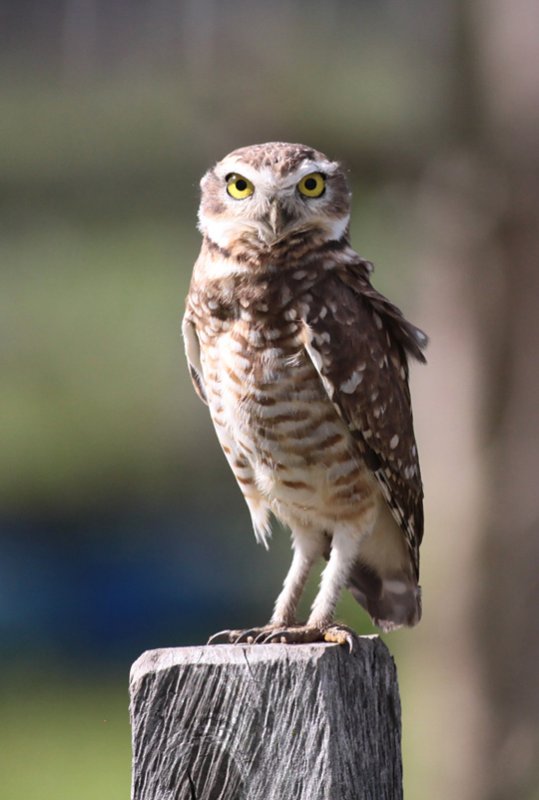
302, 265, 426, 577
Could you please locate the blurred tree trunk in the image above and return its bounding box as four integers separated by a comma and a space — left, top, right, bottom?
411, 3, 539, 799
479, 172, 539, 800
464, 1, 539, 798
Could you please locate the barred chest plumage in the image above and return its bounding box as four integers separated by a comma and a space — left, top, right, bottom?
188, 270, 379, 538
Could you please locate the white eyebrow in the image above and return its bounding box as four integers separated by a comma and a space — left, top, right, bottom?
214, 158, 337, 188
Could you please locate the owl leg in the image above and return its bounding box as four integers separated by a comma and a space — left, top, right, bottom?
308, 526, 361, 628
270, 527, 326, 626
262, 526, 364, 647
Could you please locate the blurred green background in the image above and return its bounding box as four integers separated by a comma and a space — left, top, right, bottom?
2, 2, 539, 799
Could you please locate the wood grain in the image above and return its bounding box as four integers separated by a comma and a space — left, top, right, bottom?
130, 638, 402, 800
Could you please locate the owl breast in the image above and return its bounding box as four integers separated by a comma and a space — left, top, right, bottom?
200, 312, 378, 530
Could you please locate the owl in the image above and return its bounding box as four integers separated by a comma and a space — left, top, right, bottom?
183, 142, 427, 646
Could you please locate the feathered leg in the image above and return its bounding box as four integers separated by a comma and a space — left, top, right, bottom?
262, 525, 364, 647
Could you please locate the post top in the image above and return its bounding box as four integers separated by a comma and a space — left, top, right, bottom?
130, 637, 385, 687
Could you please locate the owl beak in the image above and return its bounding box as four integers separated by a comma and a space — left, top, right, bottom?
267, 199, 288, 237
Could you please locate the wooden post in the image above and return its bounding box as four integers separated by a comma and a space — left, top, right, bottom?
130, 638, 402, 800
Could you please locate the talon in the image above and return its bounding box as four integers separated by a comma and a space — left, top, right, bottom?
322, 625, 357, 651
262, 628, 288, 644
254, 630, 272, 644
208, 625, 281, 645
262, 625, 319, 644
235, 628, 259, 644
207, 629, 234, 645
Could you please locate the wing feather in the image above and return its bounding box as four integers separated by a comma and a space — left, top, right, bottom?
181, 315, 208, 405
301, 263, 427, 575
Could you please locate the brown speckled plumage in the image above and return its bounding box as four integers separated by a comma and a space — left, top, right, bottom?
183, 142, 427, 641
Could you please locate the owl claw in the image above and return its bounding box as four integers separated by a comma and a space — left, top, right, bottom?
260, 628, 290, 644
207, 626, 279, 645
321, 624, 357, 651
235, 628, 262, 644
253, 629, 274, 644
207, 629, 235, 645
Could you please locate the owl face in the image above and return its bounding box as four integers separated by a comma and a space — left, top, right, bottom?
198, 142, 351, 250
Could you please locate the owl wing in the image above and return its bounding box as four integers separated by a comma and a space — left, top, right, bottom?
301, 262, 427, 574
182, 313, 208, 405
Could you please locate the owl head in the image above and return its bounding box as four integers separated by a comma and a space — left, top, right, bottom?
197, 142, 351, 250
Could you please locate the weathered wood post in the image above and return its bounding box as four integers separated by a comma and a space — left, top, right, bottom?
130, 638, 402, 800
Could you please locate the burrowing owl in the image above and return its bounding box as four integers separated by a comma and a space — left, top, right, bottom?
183, 142, 427, 645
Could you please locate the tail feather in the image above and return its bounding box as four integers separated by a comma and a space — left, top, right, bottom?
348, 560, 422, 632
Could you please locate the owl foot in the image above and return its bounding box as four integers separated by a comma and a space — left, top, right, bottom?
261, 623, 357, 650
208, 623, 357, 650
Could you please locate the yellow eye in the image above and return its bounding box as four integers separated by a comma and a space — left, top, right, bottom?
226, 173, 254, 199
297, 172, 326, 198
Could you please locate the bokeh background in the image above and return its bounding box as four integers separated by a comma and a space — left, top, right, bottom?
2, 1, 539, 798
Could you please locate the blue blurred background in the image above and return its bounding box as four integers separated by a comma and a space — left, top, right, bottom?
2, 2, 539, 799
